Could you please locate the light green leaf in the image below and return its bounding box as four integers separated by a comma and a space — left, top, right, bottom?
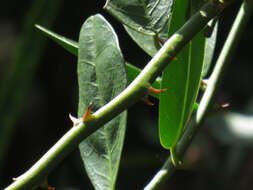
78, 14, 127, 190
104, 0, 173, 35
159, 0, 207, 151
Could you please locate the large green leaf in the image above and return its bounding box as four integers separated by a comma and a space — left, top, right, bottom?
104, 0, 173, 35
159, 0, 207, 152
78, 14, 127, 190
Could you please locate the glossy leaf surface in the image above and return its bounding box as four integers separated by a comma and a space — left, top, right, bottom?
104, 0, 172, 35
124, 25, 161, 57
159, 0, 207, 149
105, 0, 172, 57
78, 14, 127, 190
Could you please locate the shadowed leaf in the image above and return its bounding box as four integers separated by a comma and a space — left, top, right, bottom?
104, 0, 173, 35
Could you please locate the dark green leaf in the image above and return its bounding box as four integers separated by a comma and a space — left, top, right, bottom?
120, 0, 173, 57
78, 14, 127, 190
104, 0, 173, 35
124, 25, 160, 57
159, 0, 207, 150
35, 24, 78, 55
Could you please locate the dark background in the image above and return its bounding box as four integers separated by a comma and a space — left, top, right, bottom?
0, 0, 253, 189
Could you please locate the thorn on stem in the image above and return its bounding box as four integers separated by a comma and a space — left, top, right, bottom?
213, 102, 230, 111
82, 102, 95, 122
40, 180, 55, 190
47, 186, 55, 190
170, 57, 177, 61
148, 87, 167, 94
221, 103, 230, 108
201, 79, 209, 90
69, 114, 82, 126
142, 96, 155, 106
158, 37, 167, 45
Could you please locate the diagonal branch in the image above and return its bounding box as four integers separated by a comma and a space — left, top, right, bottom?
5, 1, 231, 190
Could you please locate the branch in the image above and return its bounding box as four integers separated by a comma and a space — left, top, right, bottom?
143, 0, 253, 189
5, 1, 229, 190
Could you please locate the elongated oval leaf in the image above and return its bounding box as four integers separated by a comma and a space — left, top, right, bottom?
104, 0, 172, 35
159, 0, 207, 150
78, 14, 127, 190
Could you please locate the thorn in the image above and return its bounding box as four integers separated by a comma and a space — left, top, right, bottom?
221, 103, 230, 108
12, 177, 17, 181
69, 114, 82, 126
40, 180, 55, 190
170, 148, 183, 167
213, 102, 230, 111
201, 79, 209, 90
158, 37, 167, 45
82, 103, 95, 122
148, 87, 167, 94
142, 97, 155, 106
47, 186, 55, 190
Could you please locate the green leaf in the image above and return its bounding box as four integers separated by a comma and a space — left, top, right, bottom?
35, 24, 78, 55
124, 25, 160, 57
159, 0, 207, 150
77, 14, 127, 190
120, 0, 173, 57
104, 0, 173, 35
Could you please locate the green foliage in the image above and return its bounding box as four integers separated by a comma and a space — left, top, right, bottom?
104, 0, 173, 35
35, 25, 161, 98
159, 0, 217, 152
105, 0, 172, 57
77, 14, 127, 190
